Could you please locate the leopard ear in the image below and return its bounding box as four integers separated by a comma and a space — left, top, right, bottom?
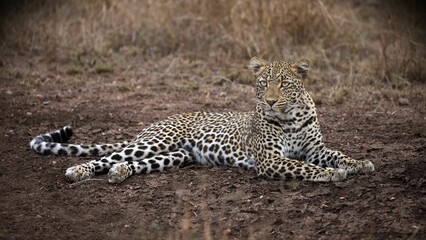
249, 57, 267, 76
292, 59, 309, 79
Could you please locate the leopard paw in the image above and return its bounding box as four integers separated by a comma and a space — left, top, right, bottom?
108, 163, 132, 184
344, 160, 375, 174
362, 160, 375, 173
314, 168, 347, 182
331, 169, 347, 182
65, 164, 95, 183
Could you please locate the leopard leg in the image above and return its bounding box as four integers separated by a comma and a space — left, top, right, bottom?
305, 146, 374, 174
107, 149, 194, 183
65, 140, 178, 183
256, 156, 347, 182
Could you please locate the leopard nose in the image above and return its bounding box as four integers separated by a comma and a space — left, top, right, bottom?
266, 99, 277, 107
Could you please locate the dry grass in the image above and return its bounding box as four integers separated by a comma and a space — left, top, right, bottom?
4, 1, 426, 112
2, 1, 424, 72
2, 1, 425, 95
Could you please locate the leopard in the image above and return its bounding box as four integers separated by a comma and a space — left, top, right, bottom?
29, 57, 375, 184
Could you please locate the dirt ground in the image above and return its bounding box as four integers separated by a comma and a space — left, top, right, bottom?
0, 52, 425, 240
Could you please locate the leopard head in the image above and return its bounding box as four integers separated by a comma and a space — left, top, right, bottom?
249, 57, 311, 118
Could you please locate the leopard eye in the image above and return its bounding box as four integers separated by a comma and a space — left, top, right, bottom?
281, 76, 293, 84
258, 79, 267, 87
282, 80, 291, 85
280, 80, 293, 90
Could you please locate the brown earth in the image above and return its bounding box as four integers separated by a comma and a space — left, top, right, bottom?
0, 52, 425, 240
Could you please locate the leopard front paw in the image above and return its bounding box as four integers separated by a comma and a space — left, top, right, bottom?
344, 160, 375, 174
314, 168, 347, 182
362, 160, 375, 173
65, 164, 95, 183
331, 169, 347, 182
108, 163, 132, 184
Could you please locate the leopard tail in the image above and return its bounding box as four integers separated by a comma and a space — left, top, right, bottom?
29, 126, 129, 157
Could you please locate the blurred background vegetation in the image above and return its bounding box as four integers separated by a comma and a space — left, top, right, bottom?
1, 0, 425, 109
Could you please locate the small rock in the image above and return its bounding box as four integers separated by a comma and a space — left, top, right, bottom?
6, 90, 12, 95
91, 128, 102, 134
42, 100, 50, 105
398, 97, 409, 106
8, 129, 14, 134
26, 112, 32, 116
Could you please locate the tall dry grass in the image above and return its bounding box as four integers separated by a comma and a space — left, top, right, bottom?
1, 0, 425, 106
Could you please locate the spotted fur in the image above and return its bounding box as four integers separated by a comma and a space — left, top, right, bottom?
30, 57, 374, 184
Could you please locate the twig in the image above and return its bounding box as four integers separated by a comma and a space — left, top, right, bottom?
165, 57, 178, 75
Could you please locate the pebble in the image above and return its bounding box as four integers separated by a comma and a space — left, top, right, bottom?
92, 128, 102, 134
26, 112, 32, 116
398, 97, 409, 106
